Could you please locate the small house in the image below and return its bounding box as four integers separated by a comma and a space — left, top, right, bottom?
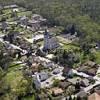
80, 78, 90, 87
4, 4, 18, 9
20, 16, 28, 26
28, 14, 46, 31
88, 92, 100, 100
59, 81, 71, 89
51, 87, 64, 96
33, 72, 49, 89
63, 67, 73, 77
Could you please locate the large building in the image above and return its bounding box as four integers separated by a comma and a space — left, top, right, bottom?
28, 14, 46, 31
43, 30, 59, 51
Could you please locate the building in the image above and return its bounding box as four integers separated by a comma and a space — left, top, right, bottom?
50, 87, 64, 96
0, 5, 3, 10
33, 72, 49, 89
20, 16, 28, 27
77, 91, 88, 99
1, 21, 8, 31
43, 30, 59, 51
88, 92, 100, 100
59, 81, 71, 89
63, 67, 73, 77
4, 4, 18, 9
3, 31, 19, 43
28, 14, 46, 31
42, 61, 54, 68
80, 78, 90, 87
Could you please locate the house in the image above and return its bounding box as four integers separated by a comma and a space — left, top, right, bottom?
39, 72, 48, 82
84, 61, 96, 67
4, 4, 18, 9
32, 14, 46, 22
28, 14, 46, 31
63, 67, 73, 77
33, 72, 49, 89
20, 16, 28, 27
67, 77, 81, 85
43, 30, 59, 51
42, 62, 54, 68
46, 54, 54, 59
59, 81, 71, 89
88, 92, 100, 100
31, 63, 40, 73
80, 78, 90, 87
3, 31, 20, 43
94, 85, 100, 94
1, 21, 8, 31
0, 5, 3, 10
77, 91, 88, 99
78, 61, 99, 76
53, 68, 61, 74
51, 87, 64, 96
78, 66, 97, 76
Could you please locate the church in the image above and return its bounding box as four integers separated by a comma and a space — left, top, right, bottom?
43, 30, 59, 51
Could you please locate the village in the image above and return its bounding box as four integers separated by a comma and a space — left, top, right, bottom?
0, 4, 100, 100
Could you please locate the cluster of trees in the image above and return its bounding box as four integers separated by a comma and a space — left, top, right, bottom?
53, 49, 80, 66
0, 0, 100, 43
0, 43, 34, 100
0, 43, 13, 70
16, 0, 100, 44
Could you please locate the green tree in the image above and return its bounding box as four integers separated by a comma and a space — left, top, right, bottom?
53, 79, 60, 87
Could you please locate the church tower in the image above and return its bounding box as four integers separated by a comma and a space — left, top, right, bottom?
43, 29, 59, 51
43, 29, 50, 51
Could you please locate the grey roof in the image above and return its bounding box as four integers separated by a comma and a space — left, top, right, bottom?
81, 79, 90, 87
77, 91, 87, 98
53, 68, 60, 74
20, 16, 28, 20
4, 4, 18, 9
39, 72, 48, 82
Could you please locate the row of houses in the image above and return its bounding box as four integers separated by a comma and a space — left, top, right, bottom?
19, 14, 46, 31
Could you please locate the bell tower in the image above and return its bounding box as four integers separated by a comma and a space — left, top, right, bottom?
43, 29, 50, 51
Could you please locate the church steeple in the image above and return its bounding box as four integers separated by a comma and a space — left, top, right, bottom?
44, 29, 49, 35
43, 29, 59, 51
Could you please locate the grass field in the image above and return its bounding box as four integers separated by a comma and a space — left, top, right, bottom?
62, 43, 80, 51
21, 95, 35, 100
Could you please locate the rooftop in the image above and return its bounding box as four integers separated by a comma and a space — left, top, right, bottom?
88, 92, 100, 100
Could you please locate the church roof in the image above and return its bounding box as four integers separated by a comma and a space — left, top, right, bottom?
44, 29, 53, 37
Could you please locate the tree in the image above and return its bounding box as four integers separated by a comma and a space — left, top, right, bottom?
0, 43, 13, 69
53, 79, 60, 87
0, 68, 10, 96
70, 24, 76, 35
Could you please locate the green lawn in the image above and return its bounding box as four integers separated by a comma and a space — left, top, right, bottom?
18, 11, 32, 17
62, 43, 80, 51
8, 63, 23, 72
5, 70, 23, 90
2, 9, 12, 14
21, 95, 35, 100
37, 40, 44, 45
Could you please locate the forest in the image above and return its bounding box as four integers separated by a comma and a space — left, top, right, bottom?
0, 0, 100, 43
